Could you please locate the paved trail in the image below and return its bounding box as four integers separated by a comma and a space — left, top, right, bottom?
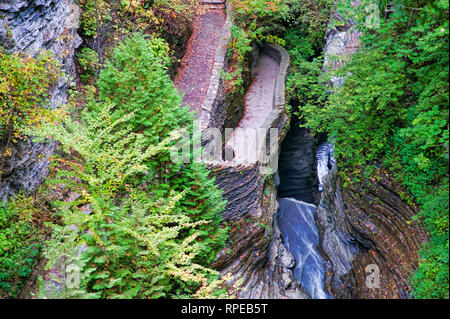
238, 54, 279, 130
175, 1, 280, 166
226, 54, 279, 163
174, 4, 225, 114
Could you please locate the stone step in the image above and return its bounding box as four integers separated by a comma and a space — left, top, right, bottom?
199, 0, 225, 4
199, 0, 226, 9
201, 4, 226, 10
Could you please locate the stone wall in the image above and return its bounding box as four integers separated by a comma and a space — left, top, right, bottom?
205, 38, 303, 298
0, 0, 81, 201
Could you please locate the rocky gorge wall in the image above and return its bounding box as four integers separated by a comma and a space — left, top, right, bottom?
0, 0, 81, 201
317, 165, 427, 298
315, 3, 428, 298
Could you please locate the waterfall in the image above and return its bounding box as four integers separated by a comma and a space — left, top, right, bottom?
276, 119, 334, 298
316, 140, 335, 192
277, 198, 330, 299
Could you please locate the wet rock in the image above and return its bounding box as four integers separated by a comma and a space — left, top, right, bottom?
0, 139, 55, 201
316, 165, 360, 298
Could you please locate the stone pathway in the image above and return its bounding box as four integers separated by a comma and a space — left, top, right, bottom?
225, 54, 279, 163
239, 54, 279, 129
175, 2, 281, 167
173, 2, 226, 115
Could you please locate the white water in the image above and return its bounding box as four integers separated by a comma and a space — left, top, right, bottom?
316, 141, 335, 192
277, 198, 330, 299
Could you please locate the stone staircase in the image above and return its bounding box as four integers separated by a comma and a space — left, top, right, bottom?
198, 0, 226, 10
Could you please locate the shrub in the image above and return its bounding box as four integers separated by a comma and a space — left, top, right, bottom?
0, 194, 52, 298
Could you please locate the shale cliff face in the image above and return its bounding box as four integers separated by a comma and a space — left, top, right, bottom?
318, 166, 427, 298
0, 0, 81, 201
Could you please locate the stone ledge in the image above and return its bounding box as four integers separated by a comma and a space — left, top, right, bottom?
200, 1, 233, 130
217, 43, 290, 169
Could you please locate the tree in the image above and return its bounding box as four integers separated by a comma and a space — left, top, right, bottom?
33, 34, 228, 298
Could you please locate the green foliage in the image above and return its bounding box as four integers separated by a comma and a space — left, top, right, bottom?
78, 0, 111, 38
0, 49, 60, 141
31, 34, 227, 299
410, 183, 449, 299
77, 0, 198, 51
229, 0, 332, 45
284, 28, 329, 117
34, 105, 222, 298
97, 34, 187, 145
303, 47, 408, 169
96, 34, 227, 265
0, 195, 50, 298
0, 48, 61, 204
77, 48, 100, 84
221, 25, 253, 93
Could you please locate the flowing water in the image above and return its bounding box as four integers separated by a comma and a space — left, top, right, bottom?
277, 198, 330, 299
277, 118, 334, 298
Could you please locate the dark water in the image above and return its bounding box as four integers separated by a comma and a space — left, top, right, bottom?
276, 117, 316, 203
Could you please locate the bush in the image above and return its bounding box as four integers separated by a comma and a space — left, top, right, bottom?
0, 195, 51, 298
77, 48, 99, 83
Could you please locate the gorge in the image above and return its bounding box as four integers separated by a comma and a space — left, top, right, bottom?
0, 0, 446, 300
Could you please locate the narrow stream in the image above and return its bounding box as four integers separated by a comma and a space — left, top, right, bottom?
276, 115, 334, 299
